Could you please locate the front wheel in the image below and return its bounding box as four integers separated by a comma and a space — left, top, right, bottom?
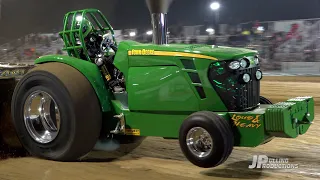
11, 62, 102, 161
179, 111, 234, 168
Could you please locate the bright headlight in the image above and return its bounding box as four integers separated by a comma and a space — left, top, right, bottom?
242, 73, 251, 83
240, 58, 249, 68
229, 61, 240, 70
256, 70, 263, 80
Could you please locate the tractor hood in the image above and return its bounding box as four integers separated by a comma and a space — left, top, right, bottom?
123, 41, 258, 60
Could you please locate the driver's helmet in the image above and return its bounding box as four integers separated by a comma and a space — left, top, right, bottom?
75, 16, 94, 38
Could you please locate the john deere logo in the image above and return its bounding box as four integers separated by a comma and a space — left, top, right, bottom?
128, 49, 155, 56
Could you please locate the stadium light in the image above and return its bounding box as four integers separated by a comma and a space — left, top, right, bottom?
206, 28, 215, 35
129, 32, 136, 37
210, 2, 220, 11
206, 28, 214, 33
257, 26, 265, 31
76, 16, 83, 22
146, 30, 153, 35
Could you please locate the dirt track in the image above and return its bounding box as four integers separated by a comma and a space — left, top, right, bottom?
0, 76, 320, 180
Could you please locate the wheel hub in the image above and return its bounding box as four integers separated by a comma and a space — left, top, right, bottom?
186, 127, 213, 158
23, 90, 61, 144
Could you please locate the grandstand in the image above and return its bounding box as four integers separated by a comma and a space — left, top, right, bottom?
1, 17, 320, 72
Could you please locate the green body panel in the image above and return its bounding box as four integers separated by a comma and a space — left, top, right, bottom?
114, 41, 229, 112
112, 40, 259, 112
126, 60, 228, 111
34, 55, 112, 112
127, 66, 200, 111
128, 53, 177, 67
112, 98, 229, 138
113, 42, 131, 81
113, 40, 257, 85
228, 106, 268, 147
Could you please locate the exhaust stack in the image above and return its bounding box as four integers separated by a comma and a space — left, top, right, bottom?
146, 0, 173, 45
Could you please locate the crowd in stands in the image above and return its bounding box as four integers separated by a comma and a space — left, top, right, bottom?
0, 33, 64, 63
0, 21, 320, 71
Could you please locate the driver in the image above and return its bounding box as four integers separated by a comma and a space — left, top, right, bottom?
74, 17, 124, 92
75, 18, 103, 60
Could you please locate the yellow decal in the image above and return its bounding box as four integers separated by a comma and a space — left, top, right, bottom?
0, 69, 26, 77
231, 114, 262, 129
105, 74, 111, 81
128, 49, 155, 56
125, 129, 141, 136
127, 49, 218, 61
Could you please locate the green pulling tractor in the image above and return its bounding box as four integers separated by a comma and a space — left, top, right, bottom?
3, 0, 314, 168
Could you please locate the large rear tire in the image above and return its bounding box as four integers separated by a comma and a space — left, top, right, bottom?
0, 79, 26, 158
11, 62, 102, 161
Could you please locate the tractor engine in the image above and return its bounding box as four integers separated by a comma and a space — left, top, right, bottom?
94, 53, 126, 92
83, 33, 125, 92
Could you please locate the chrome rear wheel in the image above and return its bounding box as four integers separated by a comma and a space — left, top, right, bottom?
23, 90, 61, 144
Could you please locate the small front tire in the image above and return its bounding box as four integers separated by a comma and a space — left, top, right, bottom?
179, 111, 234, 168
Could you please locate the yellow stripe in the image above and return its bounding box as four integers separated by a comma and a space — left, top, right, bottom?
128, 50, 218, 60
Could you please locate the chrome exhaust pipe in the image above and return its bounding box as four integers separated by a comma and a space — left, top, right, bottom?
146, 0, 173, 45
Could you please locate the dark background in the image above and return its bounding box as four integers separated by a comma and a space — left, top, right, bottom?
0, 0, 319, 43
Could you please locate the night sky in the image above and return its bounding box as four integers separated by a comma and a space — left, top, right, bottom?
0, 0, 319, 43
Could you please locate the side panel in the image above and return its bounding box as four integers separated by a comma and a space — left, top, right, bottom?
192, 58, 228, 111
35, 55, 112, 112
127, 55, 228, 112
127, 66, 200, 111
113, 99, 230, 138
113, 42, 130, 80
228, 107, 269, 147
129, 54, 178, 67
125, 112, 189, 138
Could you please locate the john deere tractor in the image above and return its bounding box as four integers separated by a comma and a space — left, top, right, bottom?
9, 0, 314, 168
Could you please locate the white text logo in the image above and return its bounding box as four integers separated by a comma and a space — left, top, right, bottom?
248, 155, 299, 169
